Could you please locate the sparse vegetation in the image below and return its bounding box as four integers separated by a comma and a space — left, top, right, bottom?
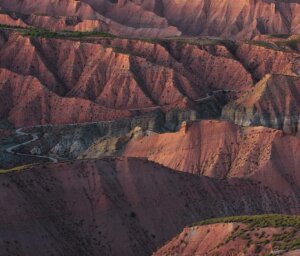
245, 40, 276, 49
21, 28, 116, 39
139, 36, 224, 46
112, 46, 132, 55
0, 164, 33, 174
192, 215, 300, 253
0, 23, 116, 38
275, 37, 300, 50
193, 214, 300, 229
269, 34, 290, 39
0, 23, 25, 30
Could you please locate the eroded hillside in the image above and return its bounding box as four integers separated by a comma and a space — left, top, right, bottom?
123, 120, 300, 197
0, 27, 299, 129
0, 158, 297, 256
1, 0, 300, 39
154, 215, 300, 256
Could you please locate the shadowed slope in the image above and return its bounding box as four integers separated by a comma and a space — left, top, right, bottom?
0, 157, 296, 256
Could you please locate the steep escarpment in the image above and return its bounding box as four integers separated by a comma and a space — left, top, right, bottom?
124, 120, 300, 197
223, 74, 300, 135
154, 215, 300, 256
16, 112, 165, 160
1, 0, 300, 39
0, 157, 296, 256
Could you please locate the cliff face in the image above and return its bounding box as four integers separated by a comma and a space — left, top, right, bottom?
18, 112, 165, 159
0, 157, 296, 256
124, 120, 300, 197
222, 74, 300, 135
1, 0, 300, 38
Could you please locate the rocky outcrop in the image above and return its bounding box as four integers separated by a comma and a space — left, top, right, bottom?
17, 108, 213, 160
222, 74, 300, 135
0, 157, 296, 256
23, 112, 164, 159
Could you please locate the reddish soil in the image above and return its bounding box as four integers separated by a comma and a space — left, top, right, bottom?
124, 120, 300, 197
1, 0, 300, 38
0, 157, 296, 256
0, 29, 298, 127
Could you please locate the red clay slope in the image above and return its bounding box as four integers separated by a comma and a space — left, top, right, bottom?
0, 68, 130, 127
1, 0, 300, 38
0, 29, 298, 127
0, 157, 296, 256
124, 120, 300, 197
154, 219, 300, 256
154, 223, 247, 256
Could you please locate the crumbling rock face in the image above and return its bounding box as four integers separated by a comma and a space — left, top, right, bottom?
222, 74, 300, 135
20, 112, 165, 159
0, 157, 296, 256
124, 120, 300, 198
0, 68, 131, 127
1, 29, 298, 128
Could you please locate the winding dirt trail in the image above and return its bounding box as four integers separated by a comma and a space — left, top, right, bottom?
5, 128, 58, 163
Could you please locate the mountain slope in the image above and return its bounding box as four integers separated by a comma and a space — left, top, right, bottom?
124, 120, 300, 197
0, 157, 296, 256
154, 215, 300, 256
0, 68, 131, 127
1, 27, 299, 127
